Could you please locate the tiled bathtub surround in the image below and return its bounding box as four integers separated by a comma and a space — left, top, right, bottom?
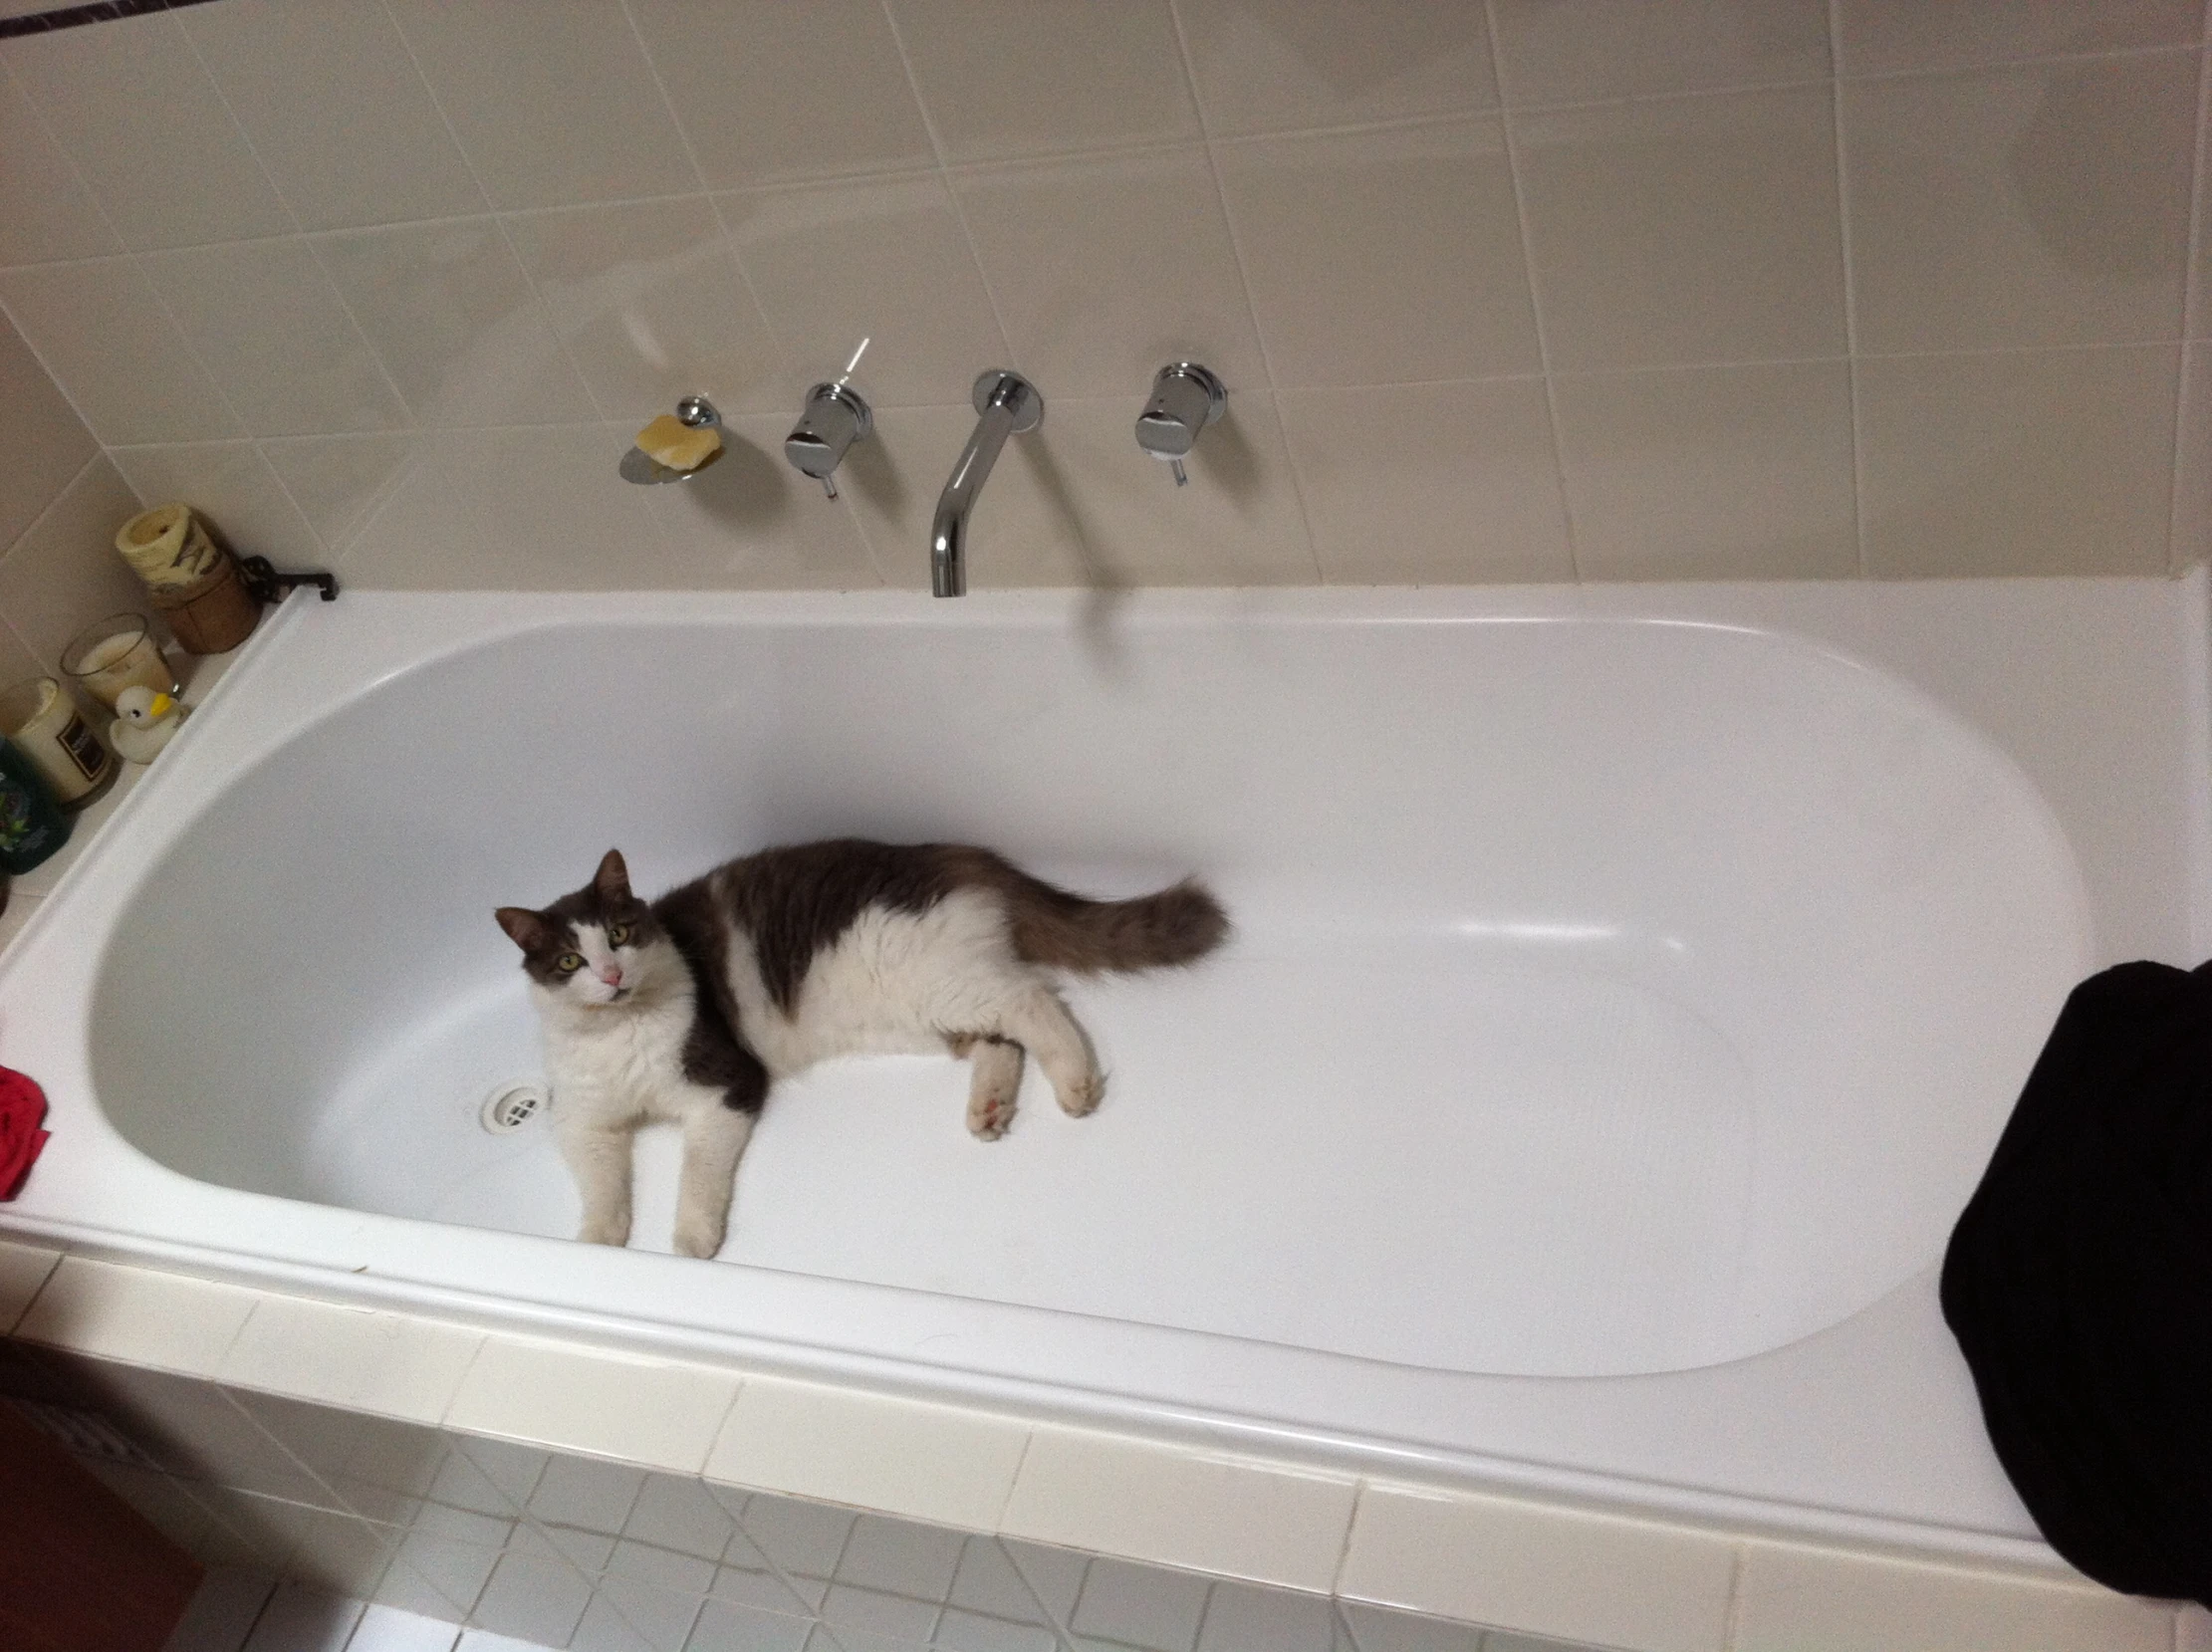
0, 0, 2203, 598
0, 1243, 2199, 1652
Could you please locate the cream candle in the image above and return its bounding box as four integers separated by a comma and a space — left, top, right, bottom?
62, 614, 176, 711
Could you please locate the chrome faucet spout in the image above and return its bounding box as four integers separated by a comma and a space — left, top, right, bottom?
932, 370, 1043, 597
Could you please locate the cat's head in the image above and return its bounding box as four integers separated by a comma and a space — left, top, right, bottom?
496, 848, 668, 1010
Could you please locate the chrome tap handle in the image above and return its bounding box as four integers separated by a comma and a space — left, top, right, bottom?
1135, 362, 1225, 485
784, 381, 873, 500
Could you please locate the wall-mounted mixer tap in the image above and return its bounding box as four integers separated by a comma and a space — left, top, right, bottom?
931, 369, 1044, 597
1134, 362, 1226, 485
784, 381, 873, 499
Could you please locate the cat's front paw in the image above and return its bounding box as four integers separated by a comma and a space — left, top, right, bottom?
577, 1215, 630, 1247
1057, 1069, 1106, 1117
672, 1217, 726, 1260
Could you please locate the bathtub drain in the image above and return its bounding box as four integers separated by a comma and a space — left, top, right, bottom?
480, 1082, 548, 1134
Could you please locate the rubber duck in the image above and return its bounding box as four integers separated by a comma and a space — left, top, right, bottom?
109, 685, 187, 764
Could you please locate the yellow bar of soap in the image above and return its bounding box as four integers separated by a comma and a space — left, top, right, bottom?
634, 413, 721, 472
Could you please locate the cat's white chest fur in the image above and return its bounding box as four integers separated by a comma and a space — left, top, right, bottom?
541, 978, 716, 1121
726, 887, 1027, 1077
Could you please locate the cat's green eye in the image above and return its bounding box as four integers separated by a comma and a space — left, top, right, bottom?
556, 952, 584, 973
608, 924, 630, 946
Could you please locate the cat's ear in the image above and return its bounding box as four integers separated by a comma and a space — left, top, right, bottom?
594, 849, 630, 903
496, 906, 553, 953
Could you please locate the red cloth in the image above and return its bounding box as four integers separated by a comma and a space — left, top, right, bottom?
0, 1065, 49, 1199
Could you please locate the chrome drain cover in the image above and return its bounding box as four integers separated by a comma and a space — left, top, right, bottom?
479, 1081, 548, 1134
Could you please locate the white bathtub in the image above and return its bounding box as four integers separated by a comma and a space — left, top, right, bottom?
3, 579, 2205, 1564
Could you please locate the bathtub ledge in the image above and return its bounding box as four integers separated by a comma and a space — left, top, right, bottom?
1, 1246, 2192, 1652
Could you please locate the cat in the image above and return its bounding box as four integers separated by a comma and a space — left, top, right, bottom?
495, 839, 1227, 1259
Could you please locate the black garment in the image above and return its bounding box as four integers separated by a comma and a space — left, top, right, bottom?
1940, 960, 2212, 1607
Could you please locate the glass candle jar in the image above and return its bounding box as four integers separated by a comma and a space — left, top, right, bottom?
0, 677, 110, 805
61, 612, 177, 711
0, 738, 70, 876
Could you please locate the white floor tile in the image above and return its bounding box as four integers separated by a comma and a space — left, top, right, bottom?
346, 1603, 463, 1652
162, 1566, 280, 1652
242, 1580, 365, 1652
456, 1632, 564, 1652
684, 1598, 814, 1652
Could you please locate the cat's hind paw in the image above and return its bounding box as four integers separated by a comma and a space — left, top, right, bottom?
577, 1216, 630, 1248
966, 1037, 1024, 1141
967, 1091, 1016, 1141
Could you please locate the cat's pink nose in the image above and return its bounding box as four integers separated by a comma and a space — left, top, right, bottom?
599, 964, 622, 986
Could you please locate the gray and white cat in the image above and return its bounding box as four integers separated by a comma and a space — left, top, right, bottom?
496, 839, 1227, 1259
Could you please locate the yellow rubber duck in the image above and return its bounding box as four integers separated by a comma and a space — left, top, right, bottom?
109, 685, 187, 764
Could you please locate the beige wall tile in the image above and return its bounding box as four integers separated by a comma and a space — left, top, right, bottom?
1215, 119, 1537, 386
0, 306, 96, 554
0, 257, 242, 445
1845, 55, 2197, 353
141, 238, 409, 436
382, 0, 694, 212
315, 218, 596, 427
0, 453, 149, 669
15, 1257, 258, 1375
1858, 345, 2179, 577
953, 147, 1265, 399
1490, 0, 1831, 106
841, 401, 1063, 590
219, 1297, 484, 1426
0, 1239, 60, 1332
3, 11, 289, 252
1001, 1426, 1356, 1591
503, 196, 786, 421
108, 440, 320, 564
333, 446, 488, 590
430, 423, 695, 590
629, 0, 934, 189
2195, 62, 2212, 345
180, 0, 483, 233
1341, 1484, 1735, 1652
890, 0, 1200, 163
1837, 0, 2205, 76
445, 1335, 740, 1474
721, 172, 1006, 408
1176, 0, 1499, 137
706, 1376, 1029, 1533
639, 411, 884, 590
1735, 1541, 2175, 1652
1553, 360, 1857, 580
1005, 391, 1321, 585
1515, 86, 1843, 370
0, 62, 122, 266
1279, 378, 1570, 583
260, 433, 420, 557
2177, 343, 2212, 570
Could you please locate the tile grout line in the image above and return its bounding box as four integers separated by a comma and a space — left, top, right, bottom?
2164, 34, 2212, 576
875, 0, 1021, 377
372, 0, 613, 435
1163, 0, 1327, 585
1485, 0, 1582, 583
1828, 0, 1870, 580
1330, 1481, 1365, 1599
0, 50, 155, 459
868, 0, 1031, 592
160, 5, 394, 567
0, 446, 106, 587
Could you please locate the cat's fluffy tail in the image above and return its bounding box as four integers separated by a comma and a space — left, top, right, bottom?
940, 847, 1226, 973
1007, 874, 1230, 974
